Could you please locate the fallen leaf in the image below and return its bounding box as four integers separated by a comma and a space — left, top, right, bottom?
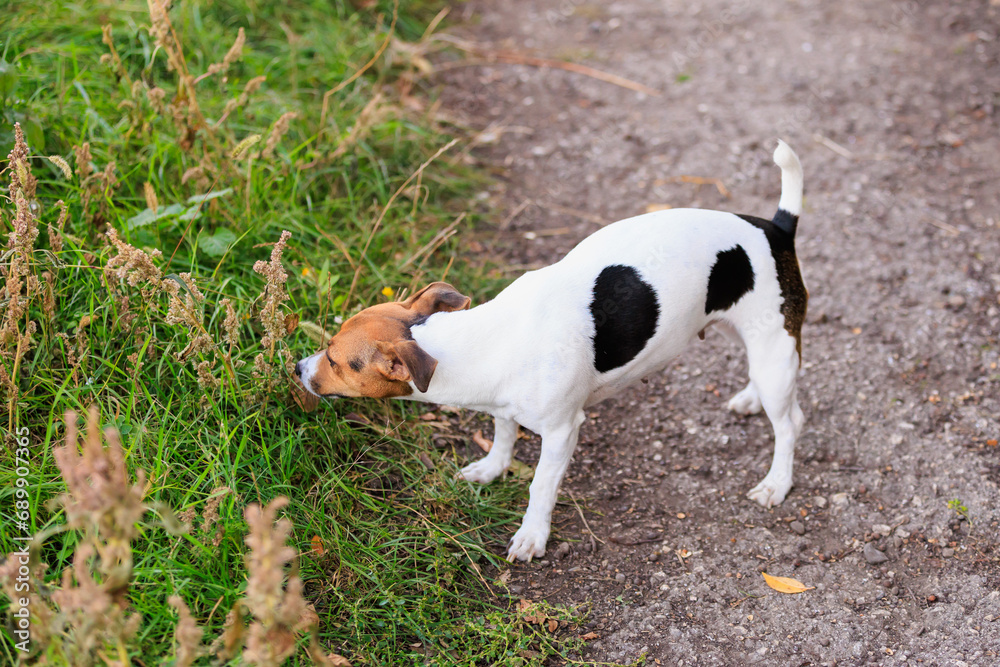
497, 569, 512, 585
518, 599, 547, 624
78, 314, 93, 330
761, 572, 815, 594
547, 618, 558, 633
508, 459, 534, 481
418, 452, 435, 469
284, 312, 300, 334
472, 429, 493, 452
580, 631, 599, 640
310, 535, 325, 555
419, 412, 438, 421
987, 439, 998, 447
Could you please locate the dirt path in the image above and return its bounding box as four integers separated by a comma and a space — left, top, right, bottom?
436, 1, 1000, 663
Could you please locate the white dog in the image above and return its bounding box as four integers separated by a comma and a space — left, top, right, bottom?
296, 140, 807, 562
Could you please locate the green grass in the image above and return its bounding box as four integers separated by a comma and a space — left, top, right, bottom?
0, 1, 580, 663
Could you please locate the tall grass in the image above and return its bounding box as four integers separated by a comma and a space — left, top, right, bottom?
0, 1, 578, 663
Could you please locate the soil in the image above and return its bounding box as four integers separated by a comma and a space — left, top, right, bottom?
432, 0, 1000, 664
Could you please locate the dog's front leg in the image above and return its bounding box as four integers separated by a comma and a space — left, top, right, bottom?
506, 413, 584, 562
459, 416, 517, 484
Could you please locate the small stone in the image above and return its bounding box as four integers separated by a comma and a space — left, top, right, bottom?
819, 637, 831, 647
942, 547, 955, 558
511, 585, 524, 594
864, 543, 889, 564
648, 552, 660, 563
831, 493, 850, 512
553, 541, 572, 561
790, 521, 806, 535
813, 496, 827, 509
616, 573, 626, 583
650, 571, 668, 587
873, 524, 892, 537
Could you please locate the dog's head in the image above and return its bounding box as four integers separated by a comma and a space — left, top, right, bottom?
294, 282, 471, 399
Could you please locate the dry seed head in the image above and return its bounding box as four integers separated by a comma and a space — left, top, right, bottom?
146, 85, 167, 112
221, 298, 240, 348
204, 27, 245, 78
195, 360, 220, 392
169, 595, 205, 667
105, 226, 163, 291
48, 200, 68, 255
242, 497, 312, 666
54, 408, 148, 541
73, 142, 94, 183
231, 134, 261, 160
7, 122, 37, 200
47, 155, 73, 179
143, 181, 158, 213
262, 112, 297, 160
240, 75, 266, 104
253, 230, 292, 352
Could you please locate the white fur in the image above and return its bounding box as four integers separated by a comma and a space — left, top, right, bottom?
300, 142, 806, 562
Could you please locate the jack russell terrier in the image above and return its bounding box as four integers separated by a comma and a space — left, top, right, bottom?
296, 140, 807, 562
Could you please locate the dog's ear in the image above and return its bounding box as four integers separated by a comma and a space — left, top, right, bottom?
402, 282, 471, 316
374, 340, 438, 393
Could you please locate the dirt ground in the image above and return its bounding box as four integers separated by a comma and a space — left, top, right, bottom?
432, 0, 1000, 664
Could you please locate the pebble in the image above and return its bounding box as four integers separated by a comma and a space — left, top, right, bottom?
831, 492, 850, 508
942, 547, 955, 558
873, 524, 892, 537
616, 573, 626, 583
790, 520, 806, 535
553, 541, 572, 561
864, 543, 889, 564
813, 495, 827, 509
819, 637, 831, 647
650, 571, 668, 587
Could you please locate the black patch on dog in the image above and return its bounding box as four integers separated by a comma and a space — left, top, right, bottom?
590, 265, 659, 373
348, 358, 363, 372
772, 208, 799, 235
705, 245, 755, 314
737, 214, 808, 358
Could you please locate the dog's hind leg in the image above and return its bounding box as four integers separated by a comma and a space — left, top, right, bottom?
716, 321, 763, 415
742, 329, 804, 508
459, 416, 518, 484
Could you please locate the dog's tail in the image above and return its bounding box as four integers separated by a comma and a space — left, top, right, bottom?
772, 139, 803, 235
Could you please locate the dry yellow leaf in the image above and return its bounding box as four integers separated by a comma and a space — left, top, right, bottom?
761, 572, 815, 594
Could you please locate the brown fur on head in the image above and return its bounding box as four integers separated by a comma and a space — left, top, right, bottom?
298, 282, 471, 399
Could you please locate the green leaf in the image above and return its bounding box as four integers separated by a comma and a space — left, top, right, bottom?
185, 188, 233, 205
199, 228, 237, 257
0, 59, 19, 101
126, 203, 184, 229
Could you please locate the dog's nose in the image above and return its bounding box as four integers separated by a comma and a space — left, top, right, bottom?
294, 361, 303, 377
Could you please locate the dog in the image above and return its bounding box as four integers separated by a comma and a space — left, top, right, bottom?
296, 140, 807, 562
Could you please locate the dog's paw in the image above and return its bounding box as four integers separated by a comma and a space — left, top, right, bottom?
747, 474, 792, 508
727, 384, 763, 415
458, 457, 507, 484
506, 523, 549, 562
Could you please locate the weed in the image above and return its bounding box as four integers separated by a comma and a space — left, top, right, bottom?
947, 498, 972, 526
